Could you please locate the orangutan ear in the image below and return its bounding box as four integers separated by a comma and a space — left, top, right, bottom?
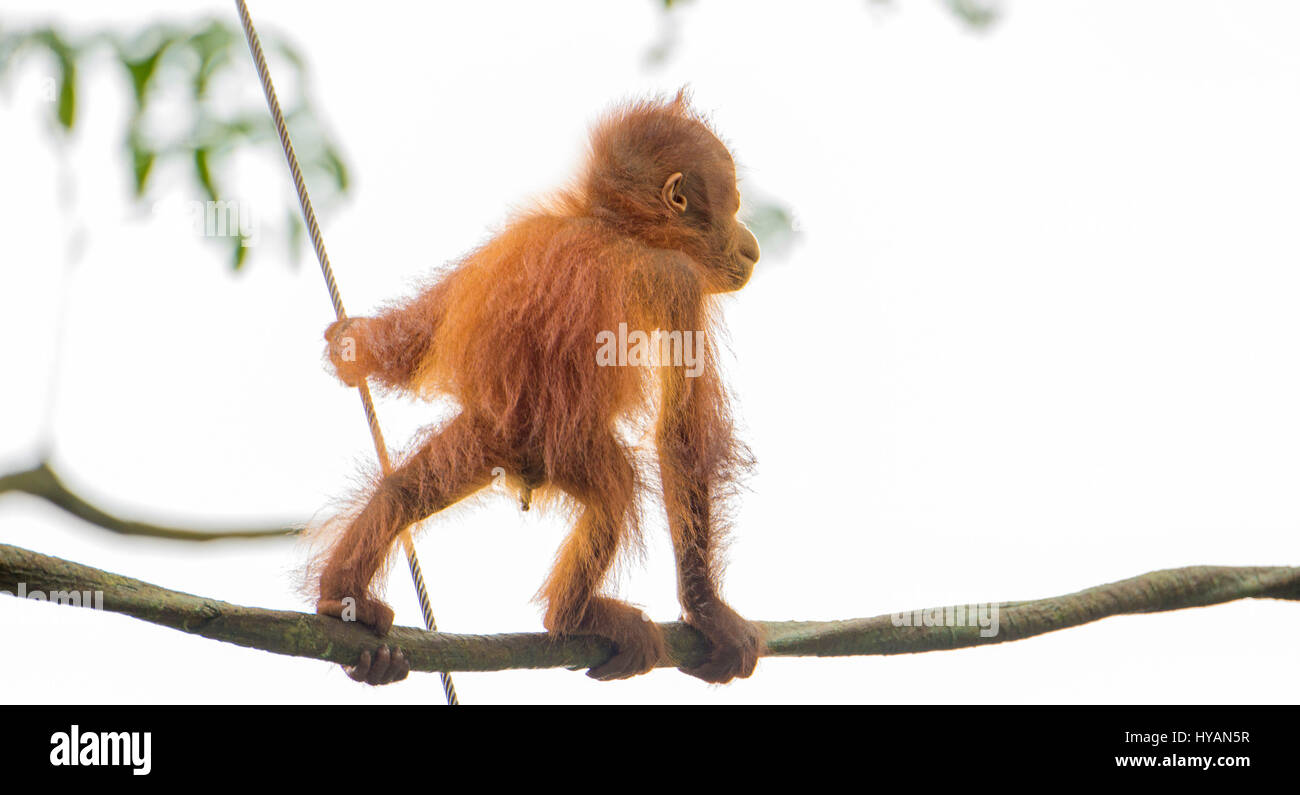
661, 172, 687, 213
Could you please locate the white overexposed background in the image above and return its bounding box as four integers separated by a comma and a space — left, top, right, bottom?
1, 0, 1297, 704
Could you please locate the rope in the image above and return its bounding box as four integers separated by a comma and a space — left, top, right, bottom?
234, 0, 458, 706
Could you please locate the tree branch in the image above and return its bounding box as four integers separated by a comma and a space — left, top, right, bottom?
0, 462, 295, 541
1, 543, 1296, 672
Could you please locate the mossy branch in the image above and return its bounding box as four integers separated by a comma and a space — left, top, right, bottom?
2, 543, 1296, 673
0, 462, 295, 541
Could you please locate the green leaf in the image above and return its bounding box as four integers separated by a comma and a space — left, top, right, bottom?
188, 21, 234, 97
193, 147, 217, 201
130, 140, 156, 196
232, 234, 249, 270
319, 147, 349, 191
55, 59, 75, 130
122, 45, 165, 111
29, 30, 77, 131
943, 0, 999, 30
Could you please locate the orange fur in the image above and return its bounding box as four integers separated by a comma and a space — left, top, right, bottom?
313, 91, 763, 682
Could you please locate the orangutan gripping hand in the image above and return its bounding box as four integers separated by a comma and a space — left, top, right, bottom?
313, 90, 763, 684
323, 318, 373, 387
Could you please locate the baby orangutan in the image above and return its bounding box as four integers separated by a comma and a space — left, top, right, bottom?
313, 91, 763, 684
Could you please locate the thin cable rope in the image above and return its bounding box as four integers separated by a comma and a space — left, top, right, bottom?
234, 0, 457, 706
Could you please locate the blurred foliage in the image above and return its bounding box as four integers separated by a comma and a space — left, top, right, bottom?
940, 0, 1001, 30
650, 0, 1002, 259
0, 19, 350, 270
743, 200, 801, 263
869, 0, 1001, 30
649, 0, 1000, 65
0, 12, 836, 272
656, 0, 1000, 36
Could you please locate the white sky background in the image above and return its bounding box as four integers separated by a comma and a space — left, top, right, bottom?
1, 0, 1297, 704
